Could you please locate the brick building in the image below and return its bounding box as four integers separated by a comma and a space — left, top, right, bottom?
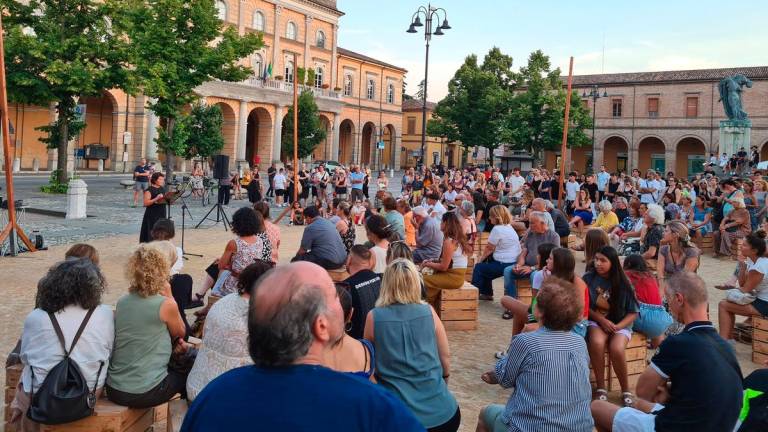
543, 66, 768, 177
1, 0, 406, 173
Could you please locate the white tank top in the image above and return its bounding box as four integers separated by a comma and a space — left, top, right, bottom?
451, 242, 468, 269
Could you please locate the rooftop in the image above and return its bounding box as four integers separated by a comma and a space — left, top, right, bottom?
402, 99, 438, 111
305, 0, 343, 15
567, 66, 768, 86
337, 47, 407, 73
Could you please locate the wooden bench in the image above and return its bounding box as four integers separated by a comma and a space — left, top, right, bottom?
752, 316, 768, 364
438, 282, 478, 331
476, 232, 490, 256
327, 267, 349, 282
166, 399, 188, 432
464, 255, 475, 283
589, 333, 648, 392
4, 364, 22, 431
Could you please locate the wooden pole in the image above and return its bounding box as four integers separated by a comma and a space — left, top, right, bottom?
556, 56, 574, 210
0, 14, 35, 255
292, 52, 298, 205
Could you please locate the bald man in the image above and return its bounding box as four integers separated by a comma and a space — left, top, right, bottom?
182, 262, 423, 432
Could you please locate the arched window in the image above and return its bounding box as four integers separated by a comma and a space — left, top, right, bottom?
315, 67, 324, 87
286, 22, 297, 40
285, 61, 294, 83
367, 79, 376, 100
215, 1, 227, 21
387, 83, 395, 104
253, 54, 263, 78
316, 30, 326, 48
344, 74, 353, 96
253, 11, 265, 31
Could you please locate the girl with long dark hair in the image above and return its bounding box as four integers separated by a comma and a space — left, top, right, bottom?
584, 246, 639, 407
422, 212, 472, 308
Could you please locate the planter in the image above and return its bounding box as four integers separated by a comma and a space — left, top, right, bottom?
333, 87, 342, 92
274, 75, 283, 81
321, 84, 330, 89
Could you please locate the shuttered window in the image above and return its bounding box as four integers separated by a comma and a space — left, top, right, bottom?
686, 97, 698, 118
648, 97, 659, 118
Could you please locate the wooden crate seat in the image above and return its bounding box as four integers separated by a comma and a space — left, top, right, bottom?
752, 317, 768, 364
516, 278, 533, 306
693, 233, 714, 253
439, 282, 478, 331
589, 332, 648, 392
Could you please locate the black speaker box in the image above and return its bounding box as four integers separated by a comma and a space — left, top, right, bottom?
213, 155, 230, 180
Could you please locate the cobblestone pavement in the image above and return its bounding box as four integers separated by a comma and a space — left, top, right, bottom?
0, 224, 754, 431
1, 172, 404, 249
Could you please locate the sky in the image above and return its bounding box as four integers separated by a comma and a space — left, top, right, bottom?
337, 0, 768, 101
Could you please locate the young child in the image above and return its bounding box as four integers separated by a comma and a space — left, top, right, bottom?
500, 242, 556, 336
584, 245, 639, 406
363, 200, 374, 220
289, 201, 304, 226
352, 200, 366, 226
623, 254, 673, 348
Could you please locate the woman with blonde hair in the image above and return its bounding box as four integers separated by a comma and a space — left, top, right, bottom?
107, 244, 190, 407
471, 205, 522, 301
657, 220, 700, 284
422, 212, 472, 309
364, 259, 460, 432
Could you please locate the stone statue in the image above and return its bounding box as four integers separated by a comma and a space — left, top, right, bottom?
718, 74, 753, 121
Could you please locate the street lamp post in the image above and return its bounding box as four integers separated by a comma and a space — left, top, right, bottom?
407, 3, 450, 168
583, 85, 608, 173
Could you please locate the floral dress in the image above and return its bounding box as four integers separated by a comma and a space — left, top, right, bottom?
220, 235, 272, 295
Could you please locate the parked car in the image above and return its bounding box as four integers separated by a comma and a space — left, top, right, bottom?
312, 160, 343, 173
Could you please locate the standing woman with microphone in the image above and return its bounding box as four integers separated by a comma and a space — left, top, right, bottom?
140, 172, 169, 243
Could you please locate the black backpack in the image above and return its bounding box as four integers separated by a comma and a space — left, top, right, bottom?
27, 308, 104, 425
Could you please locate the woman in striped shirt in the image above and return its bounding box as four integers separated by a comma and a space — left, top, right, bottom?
477, 277, 594, 432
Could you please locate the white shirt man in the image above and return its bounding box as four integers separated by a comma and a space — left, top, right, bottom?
638, 174, 659, 204
507, 170, 525, 199
565, 178, 580, 201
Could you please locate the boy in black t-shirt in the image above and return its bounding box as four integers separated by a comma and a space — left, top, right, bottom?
592, 271, 742, 432
342, 245, 382, 339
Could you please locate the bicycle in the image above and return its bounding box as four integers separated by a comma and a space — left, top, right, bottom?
173, 175, 216, 206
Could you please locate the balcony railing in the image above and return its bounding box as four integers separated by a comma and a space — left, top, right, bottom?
244, 77, 342, 100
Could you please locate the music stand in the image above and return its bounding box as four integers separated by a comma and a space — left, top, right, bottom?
163, 187, 203, 258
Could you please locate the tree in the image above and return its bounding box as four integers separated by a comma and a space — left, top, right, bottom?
2, 0, 130, 183
427, 54, 510, 164
281, 90, 327, 159
502, 50, 592, 163
181, 103, 224, 159
118, 0, 263, 182
402, 78, 413, 101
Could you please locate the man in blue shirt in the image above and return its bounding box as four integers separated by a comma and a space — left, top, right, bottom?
292, 206, 348, 269
596, 165, 610, 202
181, 262, 424, 432
349, 165, 366, 202
591, 271, 742, 432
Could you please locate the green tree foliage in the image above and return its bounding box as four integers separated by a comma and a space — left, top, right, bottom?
427, 53, 510, 163
502, 50, 592, 162
118, 0, 263, 181
182, 103, 225, 159
2, 0, 131, 183
429, 48, 591, 165
281, 90, 327, 159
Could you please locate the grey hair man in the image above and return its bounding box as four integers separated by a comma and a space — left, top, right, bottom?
591, 271, 742, 432
503, 211, 560, 298
181, 262, 424, 431
536, 198, 570, 238
411, 206, 444, 263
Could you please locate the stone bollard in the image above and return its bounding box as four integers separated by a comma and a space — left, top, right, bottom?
65, 179, 88, 219
13, 157, 20, 173
390, 168, 394, 178
32, 158, 40, 172
98, 159, 104, 172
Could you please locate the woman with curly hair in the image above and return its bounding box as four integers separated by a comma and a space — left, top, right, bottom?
11, 258, 114, 431
217, 207, 272, 296
106, 244, 189, 408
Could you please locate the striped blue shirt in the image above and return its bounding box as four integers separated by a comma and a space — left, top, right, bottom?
495, 328, 593, 432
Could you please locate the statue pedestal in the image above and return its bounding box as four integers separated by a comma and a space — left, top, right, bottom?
719, 120, 752, 158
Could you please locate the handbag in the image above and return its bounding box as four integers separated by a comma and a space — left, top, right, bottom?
726, 288, 756, 305
27, 308, 104, 425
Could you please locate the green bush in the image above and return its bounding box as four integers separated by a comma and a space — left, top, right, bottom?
40, 170, 69, 194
